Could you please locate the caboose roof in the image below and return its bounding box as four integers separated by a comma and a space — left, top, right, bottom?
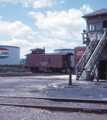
30, 48, 43, 51
82, 8, 107, 18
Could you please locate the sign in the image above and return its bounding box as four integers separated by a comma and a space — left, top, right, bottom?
76, 51, 84, 56
40, 62, 47, 65
0, 48, 9, 59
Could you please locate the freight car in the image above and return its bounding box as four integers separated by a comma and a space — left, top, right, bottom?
25, 48, 74, 73
74, 46, 86, 67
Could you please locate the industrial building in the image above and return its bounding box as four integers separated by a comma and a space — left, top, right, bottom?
0, 45, 20, 65
76, 8, 107, 81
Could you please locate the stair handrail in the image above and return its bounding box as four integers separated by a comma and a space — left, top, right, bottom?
75, 33, 97, 69
85, 31, 106, 69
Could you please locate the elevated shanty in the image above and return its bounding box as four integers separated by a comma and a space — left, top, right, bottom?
76, 8, 107, 81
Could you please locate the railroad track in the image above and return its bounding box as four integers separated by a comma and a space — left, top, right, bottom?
0, 95, 107, 114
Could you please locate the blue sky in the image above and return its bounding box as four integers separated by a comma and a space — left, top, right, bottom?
0, 0, 107, 58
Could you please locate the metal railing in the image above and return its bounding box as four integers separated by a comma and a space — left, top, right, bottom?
76, 33, 97, 70
76, 31, 107, 80
85, 31, 106, 69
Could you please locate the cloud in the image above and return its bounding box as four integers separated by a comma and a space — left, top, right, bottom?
0, 20, 36, 38
2, 4, 5, 7
33, 0, 52, 8
28, 9, 85, 40
0, 38, 80, 58
0, 0, 54, 8
59, 0, 65, 4
80, 4, 93, 13
0, 16, 2, 19
0, 5, 91, 58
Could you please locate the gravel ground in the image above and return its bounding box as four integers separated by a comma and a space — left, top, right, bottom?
0, 75, 107, 119
1, 106, 107, 120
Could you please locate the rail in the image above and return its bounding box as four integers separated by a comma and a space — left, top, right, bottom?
0, 96, 107, 113
0, 95, 107, 103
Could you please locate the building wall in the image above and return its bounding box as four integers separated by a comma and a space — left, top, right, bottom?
0, 45, 20, 65
86, 16, 107, 32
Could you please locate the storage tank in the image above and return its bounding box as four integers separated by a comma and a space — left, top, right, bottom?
0, 45, 20, 65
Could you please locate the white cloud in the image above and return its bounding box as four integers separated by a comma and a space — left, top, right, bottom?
80, 4, 93, 13
22, 2, 29, 7
28, 9, 85, 30
2, 4, 5, 7
0, 0, 54, 8
59, 0, 65, 4
51, 29, 72, 39
0, 38, 80, 58
0, 16, 2, 19
0, 5, 90, 58
33, 0, 52, 8
0, 0, 34, 4
28, 9, 85, 40
0, 20, 36, 38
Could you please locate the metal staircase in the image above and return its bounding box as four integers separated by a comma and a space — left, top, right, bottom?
76, 31, 107, 81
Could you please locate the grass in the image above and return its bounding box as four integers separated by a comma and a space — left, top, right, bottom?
27, 87, 39, 92
0, 64, 24, 69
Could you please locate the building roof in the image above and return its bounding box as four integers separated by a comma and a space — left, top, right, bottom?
30, 48, 44, 51
26, 53, 73, 56
82, 8, 107, 18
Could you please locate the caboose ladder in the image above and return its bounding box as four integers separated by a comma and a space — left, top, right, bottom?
76, 31, 107, 81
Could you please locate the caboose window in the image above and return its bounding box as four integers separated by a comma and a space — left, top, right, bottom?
96, 22, 101, 30
89, 23, 95, 31
48, 57, 51, 63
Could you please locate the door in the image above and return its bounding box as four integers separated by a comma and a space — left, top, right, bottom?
99, 60, 107, 79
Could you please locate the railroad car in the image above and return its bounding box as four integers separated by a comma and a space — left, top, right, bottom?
25, 48, 74, 73
74, 46, 86, 67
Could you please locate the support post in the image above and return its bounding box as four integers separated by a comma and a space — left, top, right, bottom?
69, 70, 72, 85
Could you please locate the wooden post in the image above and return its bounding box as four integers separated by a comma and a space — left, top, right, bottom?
69, 70, 72, 85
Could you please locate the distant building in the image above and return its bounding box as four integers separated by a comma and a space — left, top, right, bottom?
54, 48, 74, 54
20, 58, 26, 65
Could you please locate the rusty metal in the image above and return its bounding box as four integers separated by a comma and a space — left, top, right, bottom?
69, 70, 72, 85
0, 95, 107, 103
0, 103, 106, 114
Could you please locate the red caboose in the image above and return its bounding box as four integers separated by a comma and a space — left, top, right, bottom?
25, 48, 74, 73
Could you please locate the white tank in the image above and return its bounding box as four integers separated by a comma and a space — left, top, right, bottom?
0, 45, 20, 65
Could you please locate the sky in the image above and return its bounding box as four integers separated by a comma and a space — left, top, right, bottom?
0, 0, 107, 58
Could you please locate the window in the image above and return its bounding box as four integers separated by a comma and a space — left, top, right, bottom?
96, 22, 101, 30
48, 57, 51, 63
103, 20, 107, 28
89, 23, 95, 31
